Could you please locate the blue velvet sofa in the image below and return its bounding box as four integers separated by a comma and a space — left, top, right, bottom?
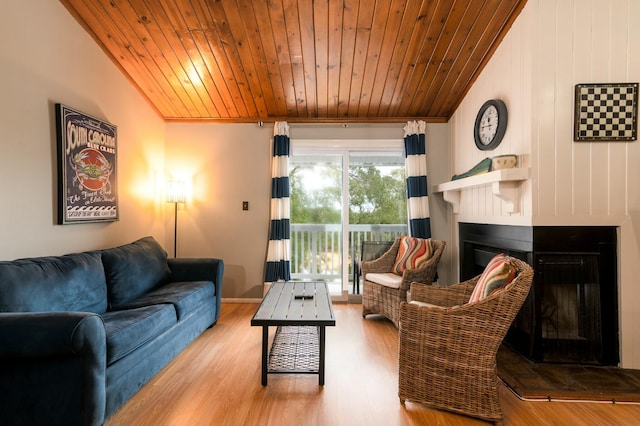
0, 236, 223, 426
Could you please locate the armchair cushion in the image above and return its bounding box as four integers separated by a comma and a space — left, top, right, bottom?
468, 253, 516, 303
392, 236, 434, 275
408, 300, 451, 310
365, 272, 403, 289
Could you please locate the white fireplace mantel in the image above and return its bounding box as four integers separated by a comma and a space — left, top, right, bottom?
433, 168, 530, 213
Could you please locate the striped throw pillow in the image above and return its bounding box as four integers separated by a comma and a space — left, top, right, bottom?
392, 236, 434, 275
468, 254, 517, 303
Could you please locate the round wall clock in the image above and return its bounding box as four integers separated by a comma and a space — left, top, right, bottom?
474, 99, 508, 150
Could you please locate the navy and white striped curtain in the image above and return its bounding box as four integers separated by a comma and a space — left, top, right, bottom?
404, 120, 432, 239
265, 121, 291, 282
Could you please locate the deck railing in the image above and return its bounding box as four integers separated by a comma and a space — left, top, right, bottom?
290, 223, 406, 282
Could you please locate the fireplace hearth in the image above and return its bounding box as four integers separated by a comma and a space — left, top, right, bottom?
460, 223, 619, 366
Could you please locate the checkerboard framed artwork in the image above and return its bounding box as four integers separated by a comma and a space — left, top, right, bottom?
574, 83, 638, 141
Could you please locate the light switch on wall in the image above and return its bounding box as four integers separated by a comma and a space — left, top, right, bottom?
242, 201, 249, 210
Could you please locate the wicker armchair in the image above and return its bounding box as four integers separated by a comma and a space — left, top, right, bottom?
398, 257, 533, 423
361, 237, 445, 328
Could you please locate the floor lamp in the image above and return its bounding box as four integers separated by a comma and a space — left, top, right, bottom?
166, 180, 186, 258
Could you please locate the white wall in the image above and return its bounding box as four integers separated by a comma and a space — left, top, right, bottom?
165, 122, 450, 298
0, 0, 166, 259
164, 123, 272, 299
446, 0, 640, 368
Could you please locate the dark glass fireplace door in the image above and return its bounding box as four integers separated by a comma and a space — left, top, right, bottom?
534, 253, 602, 364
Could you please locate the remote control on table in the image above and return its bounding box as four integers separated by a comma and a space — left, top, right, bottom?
294, 294, 314, 299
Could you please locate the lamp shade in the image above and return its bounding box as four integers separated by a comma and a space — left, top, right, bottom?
166, 180, 186, 203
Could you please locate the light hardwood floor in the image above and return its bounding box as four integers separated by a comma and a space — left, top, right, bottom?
105, 303, 640, 426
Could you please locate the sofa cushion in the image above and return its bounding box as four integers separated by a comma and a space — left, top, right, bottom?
0, 252, 107, 313
392, 236, 434, 275
119, 281, 214, 320
102, 237, 171, 309
469, 254, 517, 303
101, 304, 176, 365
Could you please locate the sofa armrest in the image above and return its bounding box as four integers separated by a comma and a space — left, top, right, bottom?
168, 258, 224, 321
0, 312, 106, 426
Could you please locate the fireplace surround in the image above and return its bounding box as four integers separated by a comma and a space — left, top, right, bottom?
459, 223, 619, 366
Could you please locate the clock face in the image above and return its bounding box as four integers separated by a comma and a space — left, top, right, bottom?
478, 105, 499, 145
474, 99, 508, 151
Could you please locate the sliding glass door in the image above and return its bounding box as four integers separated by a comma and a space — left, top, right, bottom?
290, 140, 406, 297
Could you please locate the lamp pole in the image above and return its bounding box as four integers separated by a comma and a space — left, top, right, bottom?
167, 180, 186, 258
173, 200, 179, 258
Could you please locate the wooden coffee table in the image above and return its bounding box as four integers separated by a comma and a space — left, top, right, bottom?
251, 281, 336, 386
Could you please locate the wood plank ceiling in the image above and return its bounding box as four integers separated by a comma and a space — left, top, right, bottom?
60, 0, 527, 123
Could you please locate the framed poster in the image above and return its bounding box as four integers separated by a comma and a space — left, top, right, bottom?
55, 104, 118, 224
574, 82, 638, 141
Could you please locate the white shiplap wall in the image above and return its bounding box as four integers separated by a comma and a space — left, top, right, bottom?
446, 0, 640, 368
532, 0, 638, 224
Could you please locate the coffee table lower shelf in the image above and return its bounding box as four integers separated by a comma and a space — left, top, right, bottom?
268, 326, 320, 374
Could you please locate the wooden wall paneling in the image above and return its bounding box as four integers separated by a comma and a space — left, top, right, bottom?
377, 0, 418, 117
153, 0, 222, 118
183, 0, 236, 118
207, 0, 258, 118
401, 3, 452, 116
504, 16, 530, 222
588, 1, 613, 217
467, 186, 479, 218
186, 1, 235, 118
626, 0, 640, 216
68, 0, 183, 118
385, 0, 433, 118
621, 0, 640, 369
605, 3, 630, 217
503, 20, 522, 158
281, 0, 307, 117
220, 0, 271, 119
252, 0, 288, 118
403, 1, 469, 119
429, 0, 505, 118
298, 0, 318, 118
552, 0, 573, 218
119, 0, 209, 117
195, 0, 250, 118
520, 1, 533, 225
367, 0, 406, 116
357, 0, 391, 117
327, 0, 344, 117
62, 0, 528, 121
267, 1, 298, 117
534, 0, 558, 218
239, 0, 281, 119
571, 1, 593, 216
313, 0, 330, 119
452, 91, 475, 184
489, 39, 506, 215
337, 0, 359, 118
347, 0, 375, 118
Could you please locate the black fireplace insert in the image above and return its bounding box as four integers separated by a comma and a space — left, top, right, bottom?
459, 223, 619, 366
